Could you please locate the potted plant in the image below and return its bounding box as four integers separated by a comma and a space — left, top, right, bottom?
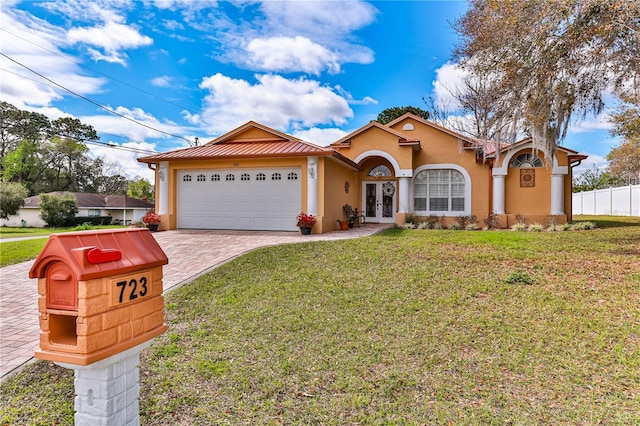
296, 212, 317, 235
142, 210, 161, 231
337, 219, 349, 231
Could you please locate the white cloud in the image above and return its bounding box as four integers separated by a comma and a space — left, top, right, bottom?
88, 140, 156, 181
196, 73, 353, 134
79, 106, 191, 144
569, 111, 614, 133
432, 61, 467, 111
0, 8, 106, 108
572, 153, 609, 176
67, 21, 153, 65
292, 127, 349, 147
200, 1, 376, 75
246, 36, 340, 75
150, 76, 173, 87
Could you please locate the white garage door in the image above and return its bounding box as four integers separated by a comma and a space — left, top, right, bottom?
177, 168, 302, 231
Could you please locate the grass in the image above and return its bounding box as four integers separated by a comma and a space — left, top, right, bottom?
1, 217, 639, 424
0, 239, 48, 267
0, 225, 126, 267
0, 224, 125, 240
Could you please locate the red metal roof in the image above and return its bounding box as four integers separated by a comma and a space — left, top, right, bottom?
138, 121, 338, 163
139, 138, 333, 162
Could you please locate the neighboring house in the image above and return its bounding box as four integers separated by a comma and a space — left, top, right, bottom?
137, 113, 587, 233
0, 192, 153, 228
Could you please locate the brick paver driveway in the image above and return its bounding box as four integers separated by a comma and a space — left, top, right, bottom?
0, 225, 389, 379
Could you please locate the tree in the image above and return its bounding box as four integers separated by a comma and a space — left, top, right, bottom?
127, 177, 154, 200
0, 181, 28, 219
376, 106, 430, 125
573, 164, 624, 192
0, 101, 51, 163
39, 193, 78, 227
609, 93, 640, 142
607, 138, 640, 185
424, 70, 524, 143
454, 0, 640, 157
0, 102, 127, 195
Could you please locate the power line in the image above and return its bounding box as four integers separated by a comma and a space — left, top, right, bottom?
1, 66, 187, 152
0, 52, 197, 146
0, 27, 195, 113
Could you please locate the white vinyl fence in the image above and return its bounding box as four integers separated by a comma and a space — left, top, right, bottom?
572, 184, 640, 216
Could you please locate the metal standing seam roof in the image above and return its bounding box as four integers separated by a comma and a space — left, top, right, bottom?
138, 138, 335, 162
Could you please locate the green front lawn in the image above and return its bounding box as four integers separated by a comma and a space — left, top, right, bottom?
1, 218, 639, 425
0, 225, 126, 267
0, 225, 125, 240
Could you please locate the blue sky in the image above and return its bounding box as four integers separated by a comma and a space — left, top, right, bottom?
1, 0, 616, 181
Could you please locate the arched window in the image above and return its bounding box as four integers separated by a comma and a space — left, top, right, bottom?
197, 174, 206, 182
287, 172, 298, 180
241, 173, 251, 181
183, 175, 192, 182
272, 173, 282, 181
510, 153, 544, 168
414, 169, 466, 213
256, 173, 266, 181
211, 174, 220, 182
225, 174, 235, 181
368, 165, 391, 177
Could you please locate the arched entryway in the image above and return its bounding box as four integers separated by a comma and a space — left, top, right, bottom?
359, 157, 397, 223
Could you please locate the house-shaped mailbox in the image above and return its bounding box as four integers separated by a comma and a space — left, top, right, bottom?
29, 228, 169, 365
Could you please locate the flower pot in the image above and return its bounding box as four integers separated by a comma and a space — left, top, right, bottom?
299, 226, 312, 235
338, 220, 349, 231
146, 224, 159, 232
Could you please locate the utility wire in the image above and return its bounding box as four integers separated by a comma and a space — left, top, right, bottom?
0, 27, 194, 113
1, 66, 185, 153
0, 52, 196, 146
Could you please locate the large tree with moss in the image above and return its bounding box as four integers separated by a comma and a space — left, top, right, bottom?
454, 0, 640, 156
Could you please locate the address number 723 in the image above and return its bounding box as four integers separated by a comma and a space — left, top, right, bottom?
110, 272, 150, 306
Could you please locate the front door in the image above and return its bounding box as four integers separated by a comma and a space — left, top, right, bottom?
363, 181, 396, 223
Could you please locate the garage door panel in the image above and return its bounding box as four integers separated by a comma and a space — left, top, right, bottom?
178, 168, 301, 231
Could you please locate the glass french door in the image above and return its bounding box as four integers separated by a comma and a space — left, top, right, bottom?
363, 181, 396, 223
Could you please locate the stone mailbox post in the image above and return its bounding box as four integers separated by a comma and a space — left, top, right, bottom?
29, 228, 169, 425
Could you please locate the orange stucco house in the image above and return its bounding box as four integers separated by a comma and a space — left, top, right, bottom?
138, 113, 586, 233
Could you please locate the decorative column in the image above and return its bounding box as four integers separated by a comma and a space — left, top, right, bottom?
55, 341, 152, 426
157, 162, 169, 215
307, 157, 318, 216
492, 173, 506, 214
398, 177, 411, 214
550, 174, 565, 215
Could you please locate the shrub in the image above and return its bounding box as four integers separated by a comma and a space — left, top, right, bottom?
465, 223, 480, 231
39, 193, 78, 227
571, 221, 597, 230
425, 215, 446, 229
448, 221, 462, 230
417, 222, 430, 230
511, 222, 527, 232
547, 223, 570, 232
528, 223, 545, 232
402, 223, 415, 230
455, 215, 477, 228
0, 182, 28, 219
484, 213, 500, 229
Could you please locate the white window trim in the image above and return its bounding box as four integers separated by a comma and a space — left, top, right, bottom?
412, 164, 472, 215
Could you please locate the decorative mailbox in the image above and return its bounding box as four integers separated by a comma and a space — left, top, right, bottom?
29, 228, 169, 365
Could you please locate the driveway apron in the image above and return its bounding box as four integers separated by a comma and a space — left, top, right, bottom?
0, 225, 389, 379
